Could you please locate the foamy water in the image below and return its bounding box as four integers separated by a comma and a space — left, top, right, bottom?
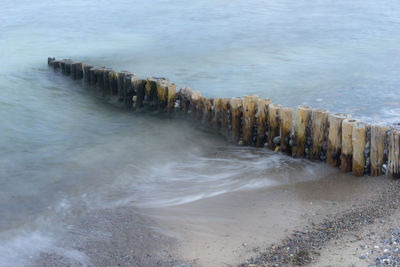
1, 0, 400, 265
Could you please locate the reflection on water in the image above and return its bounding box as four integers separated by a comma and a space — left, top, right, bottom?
1, 0, 400, 265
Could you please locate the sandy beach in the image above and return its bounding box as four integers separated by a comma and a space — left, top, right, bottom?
31, 165, 399, 267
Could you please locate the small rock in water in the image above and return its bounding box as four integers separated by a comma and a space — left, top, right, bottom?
289, 139, 294, 147
382, 164, 388, 175
273, 136, 281, 145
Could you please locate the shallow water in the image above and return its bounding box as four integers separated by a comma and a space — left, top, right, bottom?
1, 0, 400, 266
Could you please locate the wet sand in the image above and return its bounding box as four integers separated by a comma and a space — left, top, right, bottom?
33, 167, 396, 267
146, 171, 394, 266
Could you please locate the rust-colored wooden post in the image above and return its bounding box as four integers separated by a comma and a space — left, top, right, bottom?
133, 79, 146, 109
280, 107, 294, 154
156, 80, 168, 111
341, 118, 360, 172
352, 121, 367, 176
191, 91, 201, 120
388, 128, 400, 179
370, 124, 390, 176
292, 105, 312, 158
242, 95, 259, 146
167, 83, 176, 112
230, 98, 243, 143
220, 98, 230, 138
326, 113, 350, 167
213, 98, 222, 133
267, 104, 282, 150
310, 109, 329, 160
256, 98, 272, 147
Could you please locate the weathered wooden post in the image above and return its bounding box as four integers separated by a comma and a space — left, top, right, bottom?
156, 80, 168, 111
179, 88, 192, 114
267, 103, 282, 150
196, 96, 205, 121
83, 64, 93, 83
191, 91, 201, 120
51, 60, 61, 69
352, 121, 367, 176
102, 68, 113, 94
370, 124, 390, 176
109, 70, 118, 95
242, 95, 259, 146
117, 71, 129, 101
167, 83, 176, 112
89, 68, 98, 86
96, 67, 105, 92
124, 73, 137, 108
221, 98, 230, 138
255, 98, 272, 147
133, 79, 146, 109
341, 118, 360, 172
230, 98, 243, 144
280, 107, 294, 154
213, 98, 222, 133
326, 113, 350, 167
292, 105, 312, 158
65, 61, 72, 76
202, 97, 213, 126
71, 62, 83, 80
388, 127, 400, 179
48, 57, 55, 65
310, 109, 329, 160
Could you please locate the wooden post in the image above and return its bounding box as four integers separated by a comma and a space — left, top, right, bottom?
388, 128, 400, 179
203, 98, 213, 126
280, 107, 294, 154
267, 103, 282, 150
109, 70, 118, 95
352, 121, 367, 176
124, 73, 137, 108
292, 105, 312, 158
191, 91, 201, 120
60, 59, 66, 73
221, 98, 230, 138
65, 61, 72, 76
103, 68, 112, 94
48, 57, 55, 65
370, 124, 390, 176
71, 62, 83, 80
51, 60, 61, 69
89, 68, 98, 86
179, 87, 192, 114
167, 83, 176, 112
310, 109, 329, 160
133, 80, 146, 109
156, 80, 168, 111
230, 98, 243, 143
242, 95, 259, 146
96, 67, 105, 92
83, 64, 93, 83
326, 113, 350, 167
256, 98, 272, 147
117, 71, 129, 101
213, 98, 222, 133
341, 118, 360, 172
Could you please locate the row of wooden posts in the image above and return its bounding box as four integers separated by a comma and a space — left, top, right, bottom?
48, 57, 400, 179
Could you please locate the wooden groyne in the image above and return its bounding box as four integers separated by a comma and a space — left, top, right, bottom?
48, 57, 400, 178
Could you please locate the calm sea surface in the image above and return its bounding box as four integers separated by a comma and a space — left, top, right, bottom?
1, 0, 399, 265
